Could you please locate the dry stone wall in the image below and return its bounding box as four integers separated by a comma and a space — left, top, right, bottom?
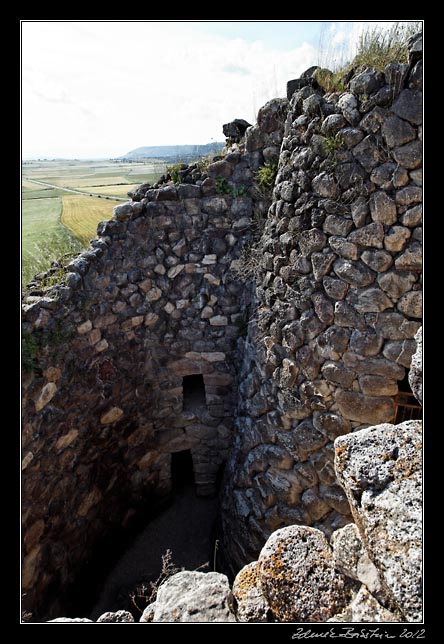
222, 43, 422, 570
21, 102, 288, 620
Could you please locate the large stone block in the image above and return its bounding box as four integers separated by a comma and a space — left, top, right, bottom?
334, 420, 422, 621
335, 390, 395, 424
258, 525, 354, 622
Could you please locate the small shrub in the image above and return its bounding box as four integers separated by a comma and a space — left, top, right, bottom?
315, 68, 347, 93
232, 185, 249, 197
255, 162, 278, 196
231, 243, 263, 281
353, 22, 421, 71
215, 177, 232, 195
323, 134, 345, 157
129, 549, 183, 614
166, 164, 182, 183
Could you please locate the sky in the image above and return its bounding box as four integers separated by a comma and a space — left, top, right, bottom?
21, 20, 419, 159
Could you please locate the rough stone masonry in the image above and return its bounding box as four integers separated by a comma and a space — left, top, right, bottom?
21, 33, 422, 621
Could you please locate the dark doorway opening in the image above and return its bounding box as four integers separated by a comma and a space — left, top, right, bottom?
183, 374, 206, 411
171, 449, 194, 490
393, 372, 422, 424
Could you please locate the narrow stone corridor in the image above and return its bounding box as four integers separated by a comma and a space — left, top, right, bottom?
89, 485, 219, 620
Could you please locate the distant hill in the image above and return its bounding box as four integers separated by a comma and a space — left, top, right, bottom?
121, 143, 225, 160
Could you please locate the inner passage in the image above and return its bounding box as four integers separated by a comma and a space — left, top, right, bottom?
183, 374, 206, 411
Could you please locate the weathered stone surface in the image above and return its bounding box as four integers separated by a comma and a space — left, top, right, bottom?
369, 191, 397, 225
395, 186, 422, 206
232, 562, 271, 622
349, 328, 382, 356
322, 361, 355, 388
333, 259, 375, 288
394, 242, 422, 270
361, 249, 393, 272
258, 525, 353, 622
335, 390, 395, 424
384, 225, 411, 252
311, 252, 336, 281
352, 136, 382, 172
339, 127, 364, 148
257, 98, 288, 133
392, 141, 422, 169
35, 382, 57, 412
323, 276, 348, 300
377, 270, 416, 299
338, 93, 360, 126
329, 236, 358, 260
346, 287, 392, 313
381, 114, 416, 148
392, 89, 423, 125
313, 410, 351, 440
397, 290, 422, 318
335, 420, 422, 621
321, 113, 346, 136
327, 586, 400, 623
150, 571, 236, 622
323, 215, 354, 237
409, 327, 422, 404
382, 339, 417, 368
100, 407, 124, 424
342, 352, 404, 379
312, 172, 339, 199
97, 610, 134, 622
298, 228, 327, 256
401, 204, 422, 227
348, 221, 384, 248
358, 374, 397, 396
331, 523, 382, 594
223, 118, 252, 140
349, 68, 384, 95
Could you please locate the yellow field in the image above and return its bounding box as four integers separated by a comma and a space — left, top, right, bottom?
81, 183, 140, 197
61, 194, 121, 245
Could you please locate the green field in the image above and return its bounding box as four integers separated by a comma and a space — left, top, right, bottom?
22, 197, 84, 286
21, 158, 166, 286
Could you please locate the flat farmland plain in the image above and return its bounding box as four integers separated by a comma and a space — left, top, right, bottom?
61, 194, 121, 245
21, 158, 166, 285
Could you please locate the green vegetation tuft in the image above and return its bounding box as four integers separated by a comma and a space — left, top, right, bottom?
166, 164, 182, 183
323, 134, 345, 156
316, 22, 422, 93
215, 177, 232, 195
255, 162, 278, 196
353, 22, 421, 71
315, 68, 347, 93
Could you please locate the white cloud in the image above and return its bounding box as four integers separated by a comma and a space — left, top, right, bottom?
21, 20, 421, 158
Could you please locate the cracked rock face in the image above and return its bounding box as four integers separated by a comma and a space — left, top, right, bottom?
334, 420, 422, 621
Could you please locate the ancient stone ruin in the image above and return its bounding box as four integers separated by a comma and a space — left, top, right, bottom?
22, 32, 422, 623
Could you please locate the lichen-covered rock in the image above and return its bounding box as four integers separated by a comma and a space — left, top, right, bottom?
408, 326, 422, 404
258, 525, 355, 622
232, 561, 272, 622
335, 420, 422, 621
149, 571, 236, 622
